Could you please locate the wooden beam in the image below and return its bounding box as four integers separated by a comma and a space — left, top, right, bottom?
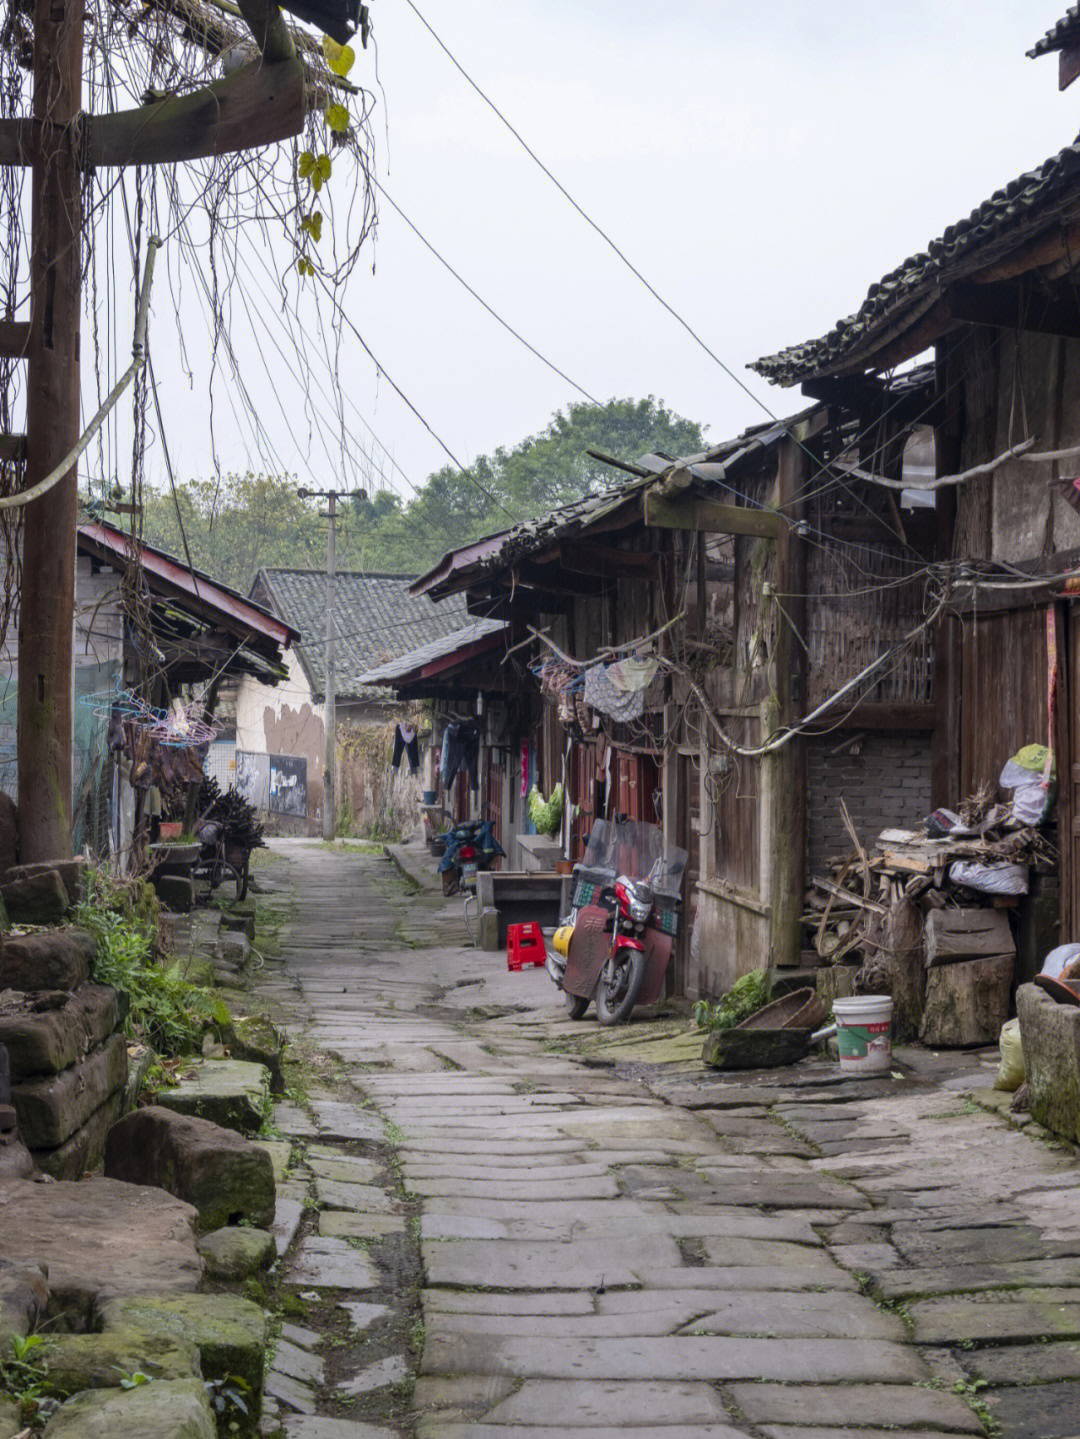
1062, 44, 1080, 90
946, 279, 1080, 338
643, 490, 785, 539
0, 59, 306, 168
0, 321, 29, 358
0, 436, 27, 464
817, 701, 937, 732
235, 0, 296, 61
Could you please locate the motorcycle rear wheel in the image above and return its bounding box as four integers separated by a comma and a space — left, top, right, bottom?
565, 992, 589, 1020
441, 869, 459, 897
596, 949, 646, 1026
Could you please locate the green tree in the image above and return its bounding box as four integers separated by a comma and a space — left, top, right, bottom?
138, 397, 706, 590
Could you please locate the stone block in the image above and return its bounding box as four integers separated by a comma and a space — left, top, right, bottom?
33, 1085, 126, 1180
100, 1292, 267, 1407
225, 1014, 286, 1094
0, 928, 95, 992
7, 858, 88, 905
12, 1032, 127, 1150
0, 1258, 48, 1349
157, 875, 195, 913
1, 870, 70, 926
0, 1176, 201, 1327
198, 1226, 276, 1280
155, 1058, 271, 1134
1018, 982, 1080, 1143
0, 985, 119, 1078
105, 1106, 275, 1232
40, 1325, 201, 1396
43, 1377, 215, 1439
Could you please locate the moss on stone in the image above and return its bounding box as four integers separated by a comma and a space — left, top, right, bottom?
99, 1293, 265, 1413
40, 1326, 200, 1398
197, 1227, 276, 1281
42, 1377, 215, 1439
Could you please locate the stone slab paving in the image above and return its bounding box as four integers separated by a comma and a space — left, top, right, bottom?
254, 839, 1080, 1439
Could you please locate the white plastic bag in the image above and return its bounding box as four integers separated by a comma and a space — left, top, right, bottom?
948, 860, 1029, 895
1000, 759, 1053, 825
994, 1018, 1025, 1092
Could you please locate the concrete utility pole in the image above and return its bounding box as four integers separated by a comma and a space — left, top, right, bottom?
299, 488, 338, 839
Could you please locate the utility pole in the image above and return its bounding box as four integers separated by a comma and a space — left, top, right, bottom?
17, 0, 84, 861
299, 488, 338, 839
3, 3, 307, 864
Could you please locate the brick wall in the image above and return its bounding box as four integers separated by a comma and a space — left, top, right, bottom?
805, 732, 933, 877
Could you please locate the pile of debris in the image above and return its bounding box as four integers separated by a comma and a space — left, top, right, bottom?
806, 785, 1056, 1047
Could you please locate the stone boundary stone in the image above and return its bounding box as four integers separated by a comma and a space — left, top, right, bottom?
12, 1032, 127, 1149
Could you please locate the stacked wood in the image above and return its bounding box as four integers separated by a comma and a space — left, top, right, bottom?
801, 794, 1053, 1049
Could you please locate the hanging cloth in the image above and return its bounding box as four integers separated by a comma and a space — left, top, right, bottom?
392, 723, 420, 775
606, 657, 659, 694
584, 663, 646, 722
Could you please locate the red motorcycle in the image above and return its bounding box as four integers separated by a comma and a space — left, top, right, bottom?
547, 819, 686, 1026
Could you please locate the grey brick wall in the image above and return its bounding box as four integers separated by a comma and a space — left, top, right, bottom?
805, 732, 934, 877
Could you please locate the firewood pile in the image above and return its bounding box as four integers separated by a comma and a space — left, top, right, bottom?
164, 776, 265, 853
805, 795, 1056, 1046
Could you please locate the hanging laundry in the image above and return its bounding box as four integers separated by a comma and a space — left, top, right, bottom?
391, 723, 420, 775
520, 740, 530, 798
442, 721, 480, 790
607, 656, 659, 694
584, 664, 646, 722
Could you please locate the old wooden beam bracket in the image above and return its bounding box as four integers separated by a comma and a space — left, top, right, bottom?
643, 488, 785, 539
0, 57, 307, 169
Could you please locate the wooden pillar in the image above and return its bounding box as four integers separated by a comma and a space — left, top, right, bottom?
17, 0, 83, 862
769, 435, 808, 969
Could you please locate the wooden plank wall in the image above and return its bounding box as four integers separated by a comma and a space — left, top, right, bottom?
959, 606, 1049, 797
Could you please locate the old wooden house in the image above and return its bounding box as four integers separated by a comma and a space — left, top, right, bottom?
374, 383, 937, 1000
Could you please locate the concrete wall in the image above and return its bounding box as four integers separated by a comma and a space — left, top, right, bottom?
236, 649, 325, 830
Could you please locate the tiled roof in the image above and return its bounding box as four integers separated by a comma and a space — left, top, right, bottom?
253, 568, 468, 700
751, 141, 1080, 386
354, 618, 508, 687
1029, 8, 1080, 58
412, 416, 816, 600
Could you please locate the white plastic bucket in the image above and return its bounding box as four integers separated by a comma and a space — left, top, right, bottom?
833, 995, 893, 1077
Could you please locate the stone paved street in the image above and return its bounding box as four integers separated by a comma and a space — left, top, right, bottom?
252, 840, 1080, 1439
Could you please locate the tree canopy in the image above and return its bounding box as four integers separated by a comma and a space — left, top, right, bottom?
138, 396, 705, 592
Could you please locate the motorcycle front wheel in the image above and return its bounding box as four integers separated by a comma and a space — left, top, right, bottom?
565, 991, 590, 1020
596, 949, 647, 1026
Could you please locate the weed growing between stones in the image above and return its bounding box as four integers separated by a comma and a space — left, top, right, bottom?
0, 1335, 53, 1429
76, 867, 231, 1058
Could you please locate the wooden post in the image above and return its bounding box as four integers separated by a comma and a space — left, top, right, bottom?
17, 0, 83, 862
768, 434, 808, 970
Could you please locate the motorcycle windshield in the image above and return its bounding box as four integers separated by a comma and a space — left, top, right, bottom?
580, 818, 687, 898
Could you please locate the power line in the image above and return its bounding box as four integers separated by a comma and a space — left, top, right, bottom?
312, 267, 518, 523
403, 0, 780, 422
374, 178, 601, 406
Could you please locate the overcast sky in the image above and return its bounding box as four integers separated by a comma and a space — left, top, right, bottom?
132, 1, 1080, 504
